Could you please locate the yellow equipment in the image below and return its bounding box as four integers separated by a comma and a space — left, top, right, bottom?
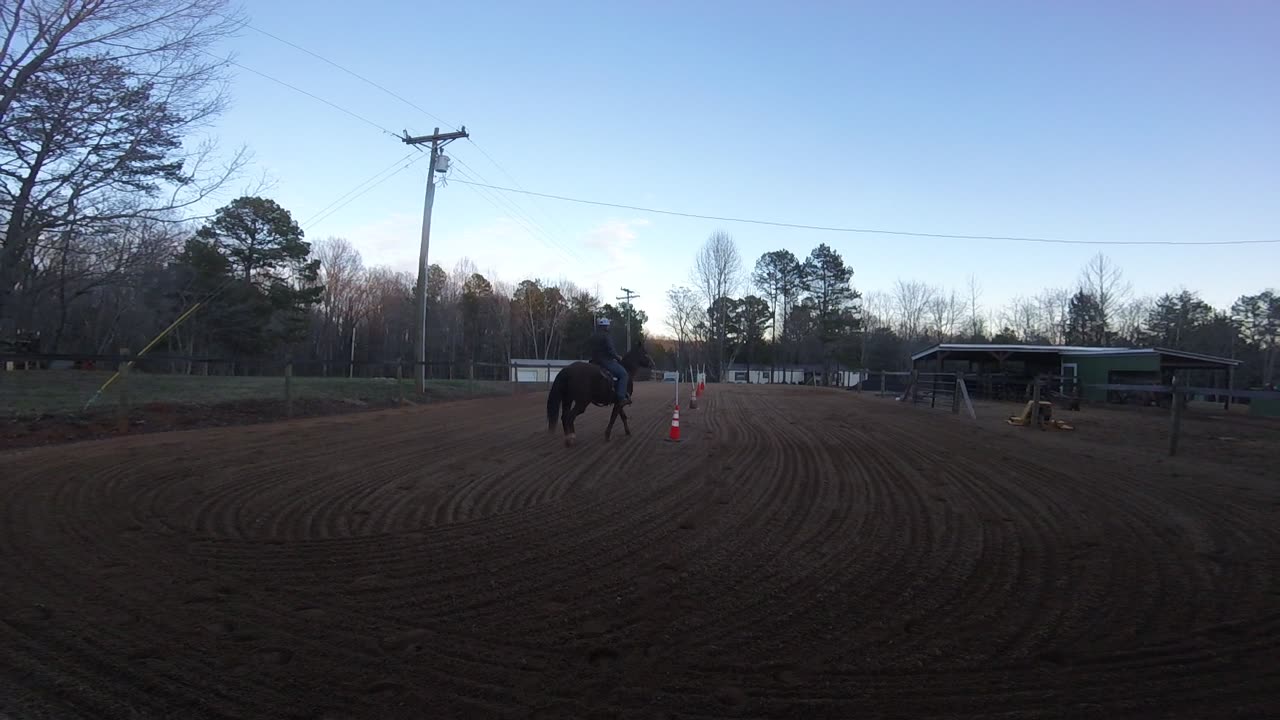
1007, 400, 1074, 430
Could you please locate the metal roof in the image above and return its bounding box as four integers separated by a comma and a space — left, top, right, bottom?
910, 344, 1123, 361
510, 358, 578, 366
1075, 347, 1242, 366
910, 343, 1240, 366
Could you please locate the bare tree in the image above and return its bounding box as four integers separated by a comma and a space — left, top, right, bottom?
1037, 288, 1071, 345
999, 296, 1045, 343
926, 289, 962, 342
861, 290, 896, 331
312, 237, 365, 372
1079, 253, 1132, 345
892, 279, 936, 342
1113, 297, 1152, 346
0, 0, 247, 336
545, 280, 582, 358
966, 275, 985, 339
691, 230, 742, 379
666, 285, 702, 373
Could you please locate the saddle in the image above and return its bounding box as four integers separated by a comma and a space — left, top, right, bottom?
591, 361, 617, 384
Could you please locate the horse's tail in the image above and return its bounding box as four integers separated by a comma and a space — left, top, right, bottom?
546, 369, 564, 431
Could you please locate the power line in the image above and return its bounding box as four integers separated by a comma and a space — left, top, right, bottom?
223, 21, 577, 251
301, 151, 418, 228
305, 152, 429, 230
464, 137, 576, 240
236, 22, 458, 131
448, 179, 1280, 247
450, 149, 570, 248
206, 50, 576, 257
202, 52, 396, 137
450, 160, 585, 262
449, 165, 585, 264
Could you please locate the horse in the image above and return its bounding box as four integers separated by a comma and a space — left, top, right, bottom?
546, 343, 653, 447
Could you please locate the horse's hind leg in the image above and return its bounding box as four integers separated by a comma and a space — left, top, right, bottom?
619, 407, 631, 436
565, 401, 587, 447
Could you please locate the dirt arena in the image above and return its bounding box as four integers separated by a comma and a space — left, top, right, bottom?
1, 385, 1277, 719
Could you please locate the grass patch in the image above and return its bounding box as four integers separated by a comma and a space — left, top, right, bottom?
0, 370, 516, 417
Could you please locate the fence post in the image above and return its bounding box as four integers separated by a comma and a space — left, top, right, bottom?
396, 362, 404, 403
1169, 374, 1183, 456
117, 348, 131, 433
468, 362, 475, 396
1224, 366, 1234, 411
1031, 375, 1042, 429
284, 360, 294, 417
909, 370, 919, 403
952, 372, 961, 414
880, 371, 886, 397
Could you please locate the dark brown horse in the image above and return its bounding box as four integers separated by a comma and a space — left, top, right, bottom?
546, 343, 653, 446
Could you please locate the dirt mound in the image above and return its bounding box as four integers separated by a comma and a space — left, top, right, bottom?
1, 386, 1276, 718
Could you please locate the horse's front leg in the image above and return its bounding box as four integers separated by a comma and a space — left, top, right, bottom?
605, 404, 620, 441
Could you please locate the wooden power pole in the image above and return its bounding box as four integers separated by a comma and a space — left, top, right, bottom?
617, 287, 639, 351
402, 126, 469, 393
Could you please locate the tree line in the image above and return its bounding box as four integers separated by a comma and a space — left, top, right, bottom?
670, 231, 1277, 389
666, 232, 862, 382
4, 191, 661, 374
3, 0, 1275, 390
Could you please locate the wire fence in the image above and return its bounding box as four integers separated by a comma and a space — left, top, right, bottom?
0, 353, 607, 420
852, 368, 1280, 456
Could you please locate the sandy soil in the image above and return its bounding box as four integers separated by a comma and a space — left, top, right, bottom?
1, 385, 1277, 719
0, 397, 419, 452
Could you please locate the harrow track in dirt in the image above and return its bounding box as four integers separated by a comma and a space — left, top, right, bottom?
1, 385, 1277, 719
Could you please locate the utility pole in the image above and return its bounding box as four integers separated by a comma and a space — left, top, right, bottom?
402, 126, 468, 393
617, 287, 639, 351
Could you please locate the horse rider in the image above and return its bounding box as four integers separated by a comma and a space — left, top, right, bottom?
590, 318, 631, 406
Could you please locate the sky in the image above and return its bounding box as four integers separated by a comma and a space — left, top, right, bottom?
206, 0, 1280, 332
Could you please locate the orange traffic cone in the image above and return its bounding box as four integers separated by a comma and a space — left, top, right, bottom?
667, 404, 681, 442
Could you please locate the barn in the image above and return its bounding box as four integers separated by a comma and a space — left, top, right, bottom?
909, 343, 1240, 403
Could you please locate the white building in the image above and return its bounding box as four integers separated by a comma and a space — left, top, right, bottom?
726, 365, 863, 387
509, 359, 576, 383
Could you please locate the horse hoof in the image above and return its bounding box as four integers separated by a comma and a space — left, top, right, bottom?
565, 434, 576, 448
